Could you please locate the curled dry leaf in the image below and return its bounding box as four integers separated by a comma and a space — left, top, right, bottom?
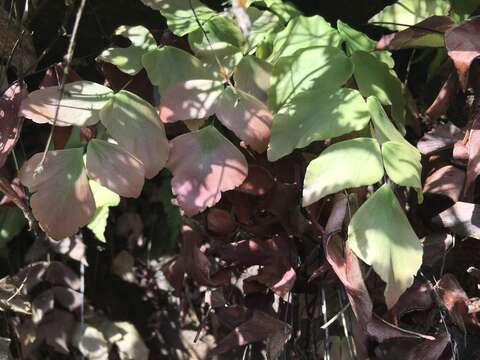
213, 310, 291, 359
425, 73, 458, 122
237, 164, 274, 196
19, 148, 95, 240
404, 332, 450, 360
377, 16, 454, 50
86, 139, 145, 198
0, 82, 27, 168
99, 90, 169, 178
433, 202, 480, 239
207, 208, 236, 236
20, 81, 113, 127
423, 165, 465, 202
445, 15, 480, 90
388, 279, 433, 323
422, 232, 454, 267
417, 121, 464, 155
167, 126, 248, 216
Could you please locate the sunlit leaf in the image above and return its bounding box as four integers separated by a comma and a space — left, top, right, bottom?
103, 321, 149, 360
87, 180, 120, 243
433, 202, 480, 239
142, 46, 213, 93
268, 46, 352, 110
268, 88, 370, 161
100, 90, 169, 179
270, 15, 341, 62
347, 184, 423, 308
302, 138, 384, 206
233, 55, 272, 103
167, 126, 248, 216
382, 141, 422, 190
367, 96, 409, 145
139, 0, 215, 37
189, 15, 245, 52
86, 139, 145, 198
216, 87, 273, 153
337, 20, 394, 68
351, 51, 406, 134
158, 79, 224, 122
97, 25, 157, 75
369, 0, 450, 31
19, 148, 95, 240
20, 81, 113, 127
247, 7, 281, 51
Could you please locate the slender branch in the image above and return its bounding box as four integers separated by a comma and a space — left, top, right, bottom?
369, 21, 445, 34
35, 0, 88, 175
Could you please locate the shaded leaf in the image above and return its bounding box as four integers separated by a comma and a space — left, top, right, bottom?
142, 46, 213, 93
465, 126, 480, 197
433, 202, 480, 239
97, 25, 157, 75
19, 148, 95, 240
425, 74, 459, 122
404, 332, 450, 360
303, 138, 384, 206
377, 16, 454, 50
382, 141, 422, 190
20, 81, 113, 127
0, 207, 26, 247
423, 165, 465, 202
445, 16, 480, 90
73, 324, 109, 360
422, 232, 454, 267
100, 90, 169, 178
207, 208, 236, 236
417, 121, 464, 155
351, 51, 406, 133
233, 55, 272, 103
166, 126, 248, 216
86, 139, 145, 198
268, 88, 370, 161
268, 46, 352, 111
270, 15, 341, 62
0, 82, 27, 168
347, 184, 423, 308
368, 96, 408, 145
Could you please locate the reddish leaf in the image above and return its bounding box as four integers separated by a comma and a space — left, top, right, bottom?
404, 332, 450, 360
377, 16, 454, 50
246, 265, 296, 298
453, 139, 469, 162
213, 310, 291, 357
436, 273, 479, 330
0, 82, 27, 168
215, 88, 273, 153
19, 148, 95, 240
207, 208, 236, 236
181, 225, 230, 287
387, 279, 433, 324
39, 63, 82, 88
417, 122, 464, 155
159, 80, 223, 123
423, 165, 465, 202
39, 309, 75, 354
445, 16, 480, 90
237, 164, 274, 196
167, 126, 248, 216
86, 139, 145, 198
422, 232, 454, 267
465, 126, 480, 198
425, 73, 458, 122
161, 257, 185, 295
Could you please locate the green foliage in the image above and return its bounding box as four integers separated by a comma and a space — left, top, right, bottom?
0, 207, 26, 248
87, 180, 120, 242
347, 184, 423, 309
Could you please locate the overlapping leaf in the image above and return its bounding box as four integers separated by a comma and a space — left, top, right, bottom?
268, 88, 370, 161
20, 81, 113, 127
19, 148, 95, 240
347, 184, 423, 308
99, 90, 169, 178
303, 138, 384, 206
87, 180, 120, 242
166, 126, 248, 216
382, 141, 422, 190
233, 55, 271, 103
97, 25, 157, 75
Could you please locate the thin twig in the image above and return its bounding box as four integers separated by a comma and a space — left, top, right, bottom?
368, 21, 444, 34
35, 0, 88, 174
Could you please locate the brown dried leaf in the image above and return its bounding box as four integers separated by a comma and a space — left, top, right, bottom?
417, 122, 464, 155
433, 202, 480, 239
423, 165, 465, 202
425, 73, 459, 122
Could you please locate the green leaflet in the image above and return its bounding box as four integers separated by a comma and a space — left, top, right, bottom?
336, 20, 394, 68
382, 141, 422, 191
270, 15, 341, 62
88, 180, 120, 242
96, 25, 157, 75
302, 138, 384, 206
268, 46, 352, 111
369, 0, 450, 30
347, 183, 423, 309
268, 88, 370, 161
142, 46, 213, 94
351, 51, 406, 135
0, 207, 26, 248
367, 96, 409, 145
